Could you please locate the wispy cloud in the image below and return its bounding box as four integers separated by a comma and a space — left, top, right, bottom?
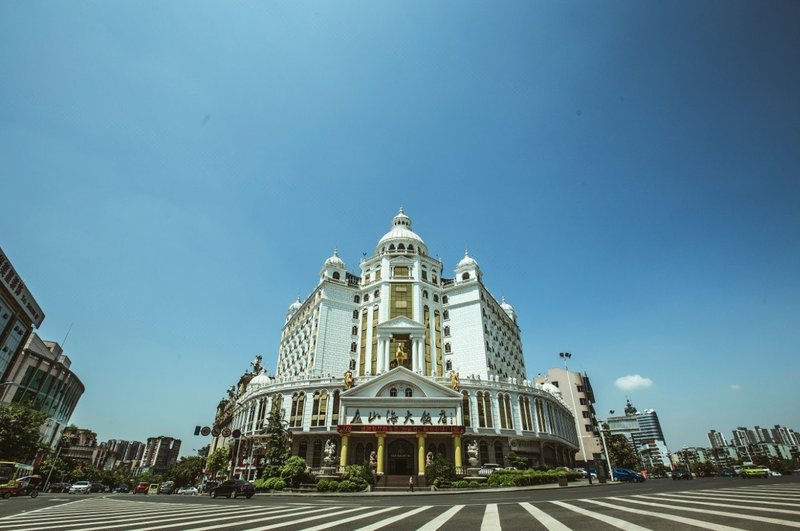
615, 374, 653, 391
730, 384, 741, 391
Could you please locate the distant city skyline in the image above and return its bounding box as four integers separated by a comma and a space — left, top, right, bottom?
2, 1, 798, 455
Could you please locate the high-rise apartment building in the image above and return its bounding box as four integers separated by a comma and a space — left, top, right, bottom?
534, 368, 603, 467
707, 429, 727, 449
0, 248, 44, 382
606, 400, 670, 469
139, 436, 181, 471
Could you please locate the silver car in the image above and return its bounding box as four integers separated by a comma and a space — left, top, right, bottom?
69, 481, 91, 494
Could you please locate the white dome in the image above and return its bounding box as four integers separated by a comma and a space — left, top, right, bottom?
288, 297, 302, 313
500, 297, 514, 312
542, 382, 562, 397
456, 250, 478, 269
249, 372, 271, 387
376, 208, 428, 254
324, 249, 346, 269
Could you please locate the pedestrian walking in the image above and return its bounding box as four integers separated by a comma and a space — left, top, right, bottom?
408, 476, 414, 492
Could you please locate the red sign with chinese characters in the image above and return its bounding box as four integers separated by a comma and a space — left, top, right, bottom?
338, 425, 464, 434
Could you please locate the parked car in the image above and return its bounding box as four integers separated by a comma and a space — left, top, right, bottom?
720, 468, 736, 477
769, 470, 782, 477
47, 482, 72, 493
177, 486, 198, 495
672, 470, 693, 480
740, 466, 769, 478
69, 481, 92, 494
158, 481, 175, 494
89, 483, 106, 493
579, 469, 598, 480
478, 463, 501, 476
133, 481, 150, 494
612, 468, 645, 482
0, 474, 42, 498
210, 480, 255, 499
115, 483, 131, 493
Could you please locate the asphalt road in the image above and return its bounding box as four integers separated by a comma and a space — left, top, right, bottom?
1, 475, 797, 513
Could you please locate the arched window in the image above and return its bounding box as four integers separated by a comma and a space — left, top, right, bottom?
462, 272, 470, 280
332, 271, 340, 280
390, 388, 397, 397
388, 244, 395, 252
442, 296, 448, 304
504, 395, 514, 429
444, 326, 450, 337
423, 290, 429, 299
331, 391, 340, 425
352, 326, 358, 335
312, 390, 328, 427
433, 294, 439, 302
350, 342, 357, 352
498, 393, 508, 429
354, 295, 360, 303
352, 310, 359, 319
290, 392, 305, 428
398, 243, 405, 251
477, 392, 486, 427
312, 439, 323, 467
443, 310, 449, 320
445, 343, 451, 353
408, 245, 414, 252
445, 359, 452, 371
479, 441, 489, 464
271, 393, 284, 414
349, 359, 356, 370
462, 391, 471, 427
519, 396, 531, 431
405, 388, 413, 397
298, 440, 308, 461
363, 294, 369, 302
494, 441, 504, 466
374, 290, 380, 298
483, 393, 493, 428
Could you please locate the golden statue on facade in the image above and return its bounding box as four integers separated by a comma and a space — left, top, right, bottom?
343, 370, 353, 389
395, 341, 407, 366
450, 370, 459, 390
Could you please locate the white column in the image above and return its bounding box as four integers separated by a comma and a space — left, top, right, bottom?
384, 337, 391, 371
377, 338, 385, 373
411, 337, 419, 372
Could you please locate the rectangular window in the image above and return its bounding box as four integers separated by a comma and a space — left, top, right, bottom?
577, 385, 585, 392
579, 398, 588, 405
359, 311, 368, 375
371, 307, 378, 374
390, 283, 413, 319
394, 266, 409, 278
421, 271, 428, 280
582, 411, 590, 418
375, 268, 381, 281
585, 424, 594, 432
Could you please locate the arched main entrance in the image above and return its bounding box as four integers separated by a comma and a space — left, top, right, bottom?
388, 439, 415, 475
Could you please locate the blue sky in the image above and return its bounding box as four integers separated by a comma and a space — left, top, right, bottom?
1, 1, 798, 454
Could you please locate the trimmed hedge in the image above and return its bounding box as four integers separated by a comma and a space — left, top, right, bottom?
485, 468, 580, 487
253, 477, 286, 491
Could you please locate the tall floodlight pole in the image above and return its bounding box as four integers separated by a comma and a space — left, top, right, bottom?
559, 352, 585, 468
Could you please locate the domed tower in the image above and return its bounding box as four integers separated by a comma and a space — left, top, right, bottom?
375, 208, 428, 256
319, 249, 347, 284
500, 297, 517, 323
454, 250, 482, 283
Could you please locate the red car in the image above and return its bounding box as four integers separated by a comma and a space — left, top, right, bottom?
133, 482, 149, 494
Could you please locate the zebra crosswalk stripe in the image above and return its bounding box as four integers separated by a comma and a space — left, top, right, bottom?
414, 504, 464, 531
518, 502, 571, 531
352, 505, 432, 531
182, 505, 349, 531
76, 504, 287, 531
654, 491, 800, 507
550, 500, 651, 531
481, 503, 501, 531
241, 506, 367, 531
582, 498, 746, 531
302, 506, 402, 531
622, 496, 800, 528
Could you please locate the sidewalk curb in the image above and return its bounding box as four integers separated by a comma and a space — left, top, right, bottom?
255, 481, 623, 497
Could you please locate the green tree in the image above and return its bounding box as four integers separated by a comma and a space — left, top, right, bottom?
506, 451, 529, 469
279, 456, 310, 489
263, 407, 290, 471
425, 455, 456, 485
206, 446, 230, 479
605, 434, 642, 470
0, 403, 48, 462
168, 456, 205, 487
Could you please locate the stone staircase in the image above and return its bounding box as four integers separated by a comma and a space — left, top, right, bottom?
374, 475, 427, 491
